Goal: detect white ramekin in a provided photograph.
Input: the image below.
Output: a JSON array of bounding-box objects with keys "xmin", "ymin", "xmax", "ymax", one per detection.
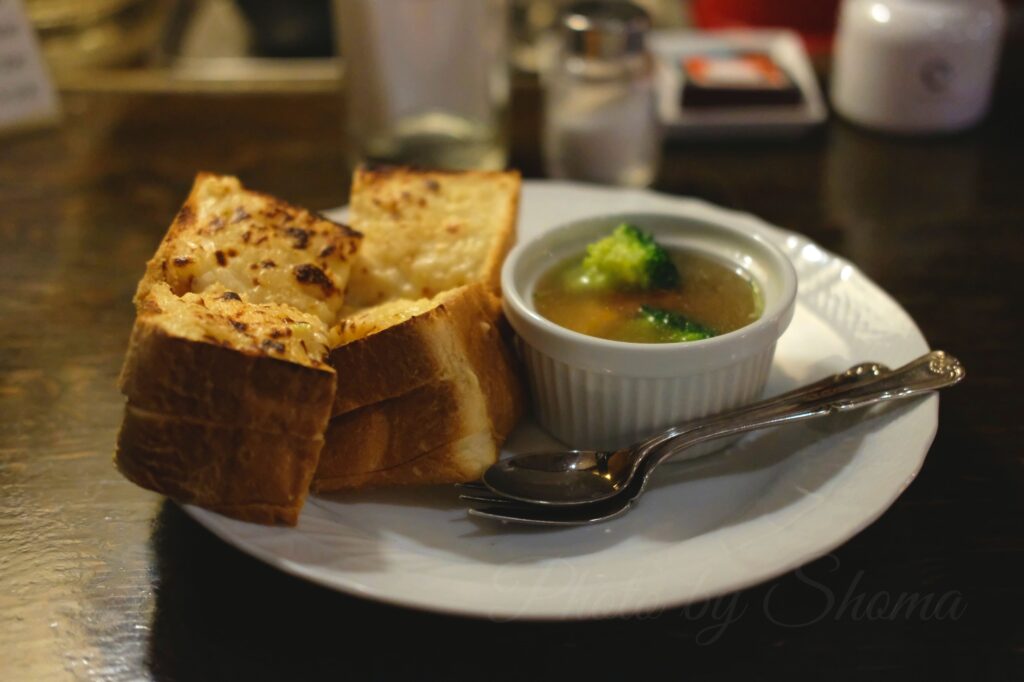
[{"xmin": 501, "ymin": 212, "xmax": 798, "ymax": 451}]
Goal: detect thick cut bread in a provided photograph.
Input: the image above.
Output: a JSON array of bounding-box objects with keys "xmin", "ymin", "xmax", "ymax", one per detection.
[
  {"xmin": 117, "ymin": 168, "xmax": 525, "ymax": 521},
  {"xmin": 117, "ymin": 291, "xmax": 336, "ymax": 524},
  {"xmin": 315, "ymin": 167, "xmax": 526, "ymax": 490},
  {"xmin": 315, "ymin": 283, "xmax": 525, "ymax": 490},
  {"xmin": 328, "ymin": 286, "xmax": 495, "ymax": 415},
  {"xmin": 314, "ymin": 381, "xmax": 483, "ymax": 486},
  {"xmin": 118, "ymin": 405, "xmax": 324, "ymax": 525},
  {"xmin": 343, "ymin": 167, "xmax": 520, "ymax": 308},
  {"xmin": 119, "ymin": 286, "xmax": 336, "ymax": 431},
  {"xmin": 315, "ymin": 392, "xmax": 497, "ymax": 490},
  {"xmin": 117, "ymin": 174, "xmax": 359, "ymax": 525}
]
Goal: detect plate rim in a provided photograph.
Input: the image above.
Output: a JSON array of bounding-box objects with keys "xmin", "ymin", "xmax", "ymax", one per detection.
[{"xmin": 184, "ymin": 180, "xmax": 935, "ymax": 620}]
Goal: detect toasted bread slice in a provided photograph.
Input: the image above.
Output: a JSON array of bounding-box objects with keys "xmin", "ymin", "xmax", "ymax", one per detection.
[
  {"xmin": 343, "ymin": 167, "xmax": 520, "ymax": 308},
  {"xmin": 118, "ymin": 168, "xmax": 525, "ymax": 519},
  {"xmin": 137, "ymin": 173, "xmax": 361, "ymax": 325},
  {"xmin": 315, "ymin": 283, "xmax": 525, "ymax": 490},
  {"xmin": 121, "ymin": 283, "xmax": 335, "ymax": 420},
  {"xmin": 314, "ymin": 388, "xmax": 497, "ymax": 490},
  {"xmin": 117, "ymin": 284, "xmax": 337, "ymax": 524},
  {"xmin": 117, "ymin": 174, "xmax": 360, "ymax": 525},
  {"xmin": 315, "ymin": 167, "xmax": 525, "ymax": 490}
]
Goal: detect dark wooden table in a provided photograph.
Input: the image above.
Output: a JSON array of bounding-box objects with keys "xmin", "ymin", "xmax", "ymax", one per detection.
[{"xmin": 2, "ymin": 83, "xmax": 1022, "ymax": 680}]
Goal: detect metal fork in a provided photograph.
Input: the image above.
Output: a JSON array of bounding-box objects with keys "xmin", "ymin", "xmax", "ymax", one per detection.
[{"xmin": 459, "ymin": 352, "xmax": 963, "ymax": 525}]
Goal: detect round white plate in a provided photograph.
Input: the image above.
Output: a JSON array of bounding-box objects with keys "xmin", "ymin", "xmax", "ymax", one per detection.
[{"xmin": 184, "ymin": 181, "xmax": 934, "ymax": 620}]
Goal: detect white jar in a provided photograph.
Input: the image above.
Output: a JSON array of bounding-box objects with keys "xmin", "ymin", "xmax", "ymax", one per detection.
[{"xmin": 831, "ymin": 0, "xmax": 1006, "ymax": 134}]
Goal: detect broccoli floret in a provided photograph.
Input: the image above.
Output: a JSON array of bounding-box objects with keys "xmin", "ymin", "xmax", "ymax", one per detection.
[
  {"xmin": 634, "ymin": 305, "xmax": 716, "ymax": 343},
  {"xmin": 566, "ymin": 224, "xmax": 680, "ymax": 292}
]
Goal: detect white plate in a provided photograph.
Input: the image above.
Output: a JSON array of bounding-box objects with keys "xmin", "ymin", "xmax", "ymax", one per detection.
[{"xmin": 184, "ymin": 181, "xmax": 934, "ymax": 620}]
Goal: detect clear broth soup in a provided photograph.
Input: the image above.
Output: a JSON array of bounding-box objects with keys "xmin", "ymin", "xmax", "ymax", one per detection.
[{"xmin": 533, "ymin": 249, "xmax": 763, "ymax": 343}]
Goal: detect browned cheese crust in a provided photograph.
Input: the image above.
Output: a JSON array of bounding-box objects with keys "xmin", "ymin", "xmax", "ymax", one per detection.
[
  {"xmin": 345, "ymin": 166, "xmax": 520, "ymax": 306},
  {"xmin": 136, "ymin": 172, "xmax": 361, "ymax": 326}
]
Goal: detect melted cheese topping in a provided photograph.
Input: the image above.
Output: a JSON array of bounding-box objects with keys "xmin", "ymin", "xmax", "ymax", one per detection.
[
  {"xmin": 142, "ymin": 283, "xmax": 331, "ymax": 368},
  {"xmin": 154, "ymin": 175, "xmax": 361, "ymax": 326},
  {"xmin": 344, "ymin": 170, "xmax": 517, "ymax": 308}
]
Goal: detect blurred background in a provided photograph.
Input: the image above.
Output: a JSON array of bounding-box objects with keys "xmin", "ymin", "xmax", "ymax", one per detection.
[{"xmin": 24, "ymin": 0, "xmax": 1020, "ymax": 94}]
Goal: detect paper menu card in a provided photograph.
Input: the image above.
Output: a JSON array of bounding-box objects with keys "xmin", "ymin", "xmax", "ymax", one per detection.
[{"xmin": 0, "ymin": 0, "xmax": 59, "ymax": 133}]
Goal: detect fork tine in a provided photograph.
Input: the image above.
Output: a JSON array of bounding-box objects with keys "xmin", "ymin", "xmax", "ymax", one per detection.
[
  {"xmin": 466, "ymin": 500, "xmax": 634, "ymax": 526},
  {"xmin": 454, "ymin": 481, "xmax": 490, "ymax": 493},
  {"xmin": 467, "ymin": 506, "xmax": 574, "ymax": 525},
  {"xmin": 458, "ymin": 492, "xmax": 525, "ymax": 505}
]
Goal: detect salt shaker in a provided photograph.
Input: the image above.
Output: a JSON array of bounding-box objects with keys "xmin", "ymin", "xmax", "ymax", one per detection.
[{"xmin": 543, "ymin": 1, "xmax": 661, "ymax": 187}]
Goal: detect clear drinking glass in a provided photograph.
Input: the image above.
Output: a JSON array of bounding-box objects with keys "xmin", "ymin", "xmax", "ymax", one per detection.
[{"xmin": 335, "ymin": 0, "xmax": 510, "ymax": 170}]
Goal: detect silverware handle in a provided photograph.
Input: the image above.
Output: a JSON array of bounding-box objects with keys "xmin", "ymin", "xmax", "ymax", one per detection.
[
  {"xmin": 631, "ymin": 359, "xmax": 890, "ymax": 461},
  {"xmin": 645, "ymin": 351, "xmax": 964, "ymax": 467}
]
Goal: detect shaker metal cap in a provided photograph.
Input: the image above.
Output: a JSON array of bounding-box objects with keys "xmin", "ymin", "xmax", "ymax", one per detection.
[{"xmin": 561, "ymin": 1, "xmax": 651, "ymax": 59}]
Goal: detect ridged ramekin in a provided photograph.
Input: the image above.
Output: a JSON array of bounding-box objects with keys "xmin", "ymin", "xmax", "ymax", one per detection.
[{"xmin": 501, "ymin": 212, "xmax": 798, "ymax": 451}]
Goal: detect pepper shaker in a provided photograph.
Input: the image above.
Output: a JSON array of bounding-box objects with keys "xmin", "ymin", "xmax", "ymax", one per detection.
[{"xmin": 543, "ymin": 1, "xmax": 661, "ymax": 187}]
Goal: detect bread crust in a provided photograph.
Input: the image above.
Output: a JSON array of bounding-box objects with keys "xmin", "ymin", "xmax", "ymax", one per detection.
[
  {"xmin": 313, "ymin": 432, "xmax": 496, "ymax": 491},
  {"xmin": 117, "ymin": 319, "xmax": 336, "ymax": 525},
  {"xmin": 327, "ymin": 305, "xmax": 446, "ymax": 416},
  {"xmin": 120, "ymin": 320, "xmax": 336, "ymax": 435},
  {"xmin": 313, "ymin": 380, "xmax": 467, "ymax": 488},
  {"xmin": 316, "ymin": 283, "xmax": 525, "ymax": 488},
  {"xmin": 457, "ymin": 292, "xmax": 526, "ymax": 441},
  {"xmin": 328, "ymin": 284, "xmax": 519, "ymax": 415},
  {"xmin": 116, "ymin": 405, "xmax": 322, "ymax": 525}
]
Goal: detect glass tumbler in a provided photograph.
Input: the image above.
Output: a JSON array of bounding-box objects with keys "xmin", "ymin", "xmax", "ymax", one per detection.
[{"xmin": 335, "ymin": 0, "xmax": 510, "ymax": 170}]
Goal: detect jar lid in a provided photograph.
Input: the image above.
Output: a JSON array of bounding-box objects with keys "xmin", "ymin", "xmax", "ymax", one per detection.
[{"xmin": 561, "ymin": 1, "xmax": 651, "ymax": 60}]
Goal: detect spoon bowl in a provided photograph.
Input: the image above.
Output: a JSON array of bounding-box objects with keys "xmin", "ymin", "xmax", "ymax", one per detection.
[{"xmin": 482, "ymin": 449, "xmax": 628, "ymax": 505}]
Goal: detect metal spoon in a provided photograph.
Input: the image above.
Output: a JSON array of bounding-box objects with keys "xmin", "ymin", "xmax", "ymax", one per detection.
[
  {"xmin": 479, "ymin": 351, "xmax": 963, "ymax": 509},
  {"xmin": 462, "ymin": 359, "xmax": 890, "ymax": 524}
]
